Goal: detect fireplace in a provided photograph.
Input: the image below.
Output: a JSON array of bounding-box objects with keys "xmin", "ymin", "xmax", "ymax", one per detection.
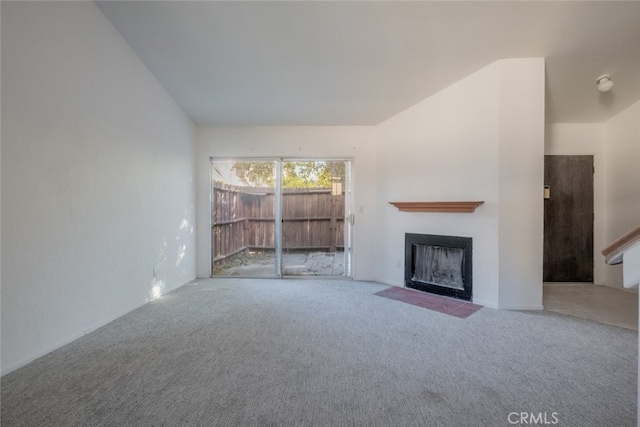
[{"xmin": 405, "ymin": 233, "xmax": 472, "ymax": 301}]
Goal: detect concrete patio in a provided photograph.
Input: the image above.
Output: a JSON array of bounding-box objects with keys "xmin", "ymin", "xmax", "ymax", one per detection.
[{"xmin": 214, "ymin": 251, "xmax": 345, "ymax": 277}]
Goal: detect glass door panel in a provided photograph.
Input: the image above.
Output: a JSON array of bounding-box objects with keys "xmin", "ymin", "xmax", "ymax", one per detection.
[
  {"xmin": 211, "ymin": 160, "xmax": 278, "ymax": 277},
  {"xmin": 281, "ymin": 160, "xmax": 348, "ymax": 277}
]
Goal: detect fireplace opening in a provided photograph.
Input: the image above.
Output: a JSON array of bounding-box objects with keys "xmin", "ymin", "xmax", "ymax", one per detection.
[{"xmin": 405, "ymin": 233, "xmax": 472, "ymax": 301}]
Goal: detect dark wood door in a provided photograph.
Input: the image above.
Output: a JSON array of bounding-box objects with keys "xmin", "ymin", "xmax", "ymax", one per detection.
[{"xmin": 543, "ymin": 155, "xmax": 594, "ymax": 282}]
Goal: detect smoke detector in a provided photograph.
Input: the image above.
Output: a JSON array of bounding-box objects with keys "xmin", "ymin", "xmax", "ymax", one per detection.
[{"xmin": 596, "ymin": 75, "xmax": 614, "ymax": 93}]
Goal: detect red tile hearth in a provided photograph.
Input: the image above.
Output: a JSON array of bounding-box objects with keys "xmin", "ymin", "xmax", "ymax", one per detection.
[{"xmin": 374, "ymin": 287, "xmax": 482, "ymax": 318}]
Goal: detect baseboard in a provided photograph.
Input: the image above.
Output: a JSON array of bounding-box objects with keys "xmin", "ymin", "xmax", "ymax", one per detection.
[
  {"xmin": 497, "ymin": 304, "xmax": 544, "ymax": 311},
  {"xmin": 471, "ymin": 298, "xmax": 499, "ymax": 309},
  {"xmin": 373, "ymin": 278, "xmax": 404, "ymax": 288},
  {"xmin": 2, "ymin": 333, "xmax": 86, "ymax": 377},
  {"xmin": 1, "ymin": 300, "xmax": 146, "ymax": 376},
  {"xmin": 1, "ymin": 277, "xmax": 194, "ymax": 377},
  {"xmin": 353, "ymin": 275, "xmax": 376, "ymax": 283}
]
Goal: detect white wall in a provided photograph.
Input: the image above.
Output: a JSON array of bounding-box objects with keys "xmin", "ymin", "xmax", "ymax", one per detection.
[
  {"xmin": 603, "ymin": 101, "xmax": 640, "ymax": 289},
  {"xmin": 195, "ymin": 61, "xmax": 546, "ymax": 310},
  {"xmin": 375, "ymin": 58, "xmax": 545, "ymax": 309},
  {"xmin": 376, "ymin": 63, "xmax": 500, "ymax": 307},
  {"xmin": 1, "ymin": 2, "xmax": 196, "ymax": 374},
  {"xmin": 195, "ymin": 126, "xmax": 378, "ymax": 280},
  {"xmin": 497, "ymin": 59, "xmax": 545, "ymax": 309},
  {"xmin": 545, "ymin": 124, "xmax": 606, "ymax": 285}
]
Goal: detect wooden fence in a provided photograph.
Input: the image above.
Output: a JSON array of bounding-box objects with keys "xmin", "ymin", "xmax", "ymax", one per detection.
[{"xmin": 212, "ymin": 184, "xmax": 345, "ymax": 263}]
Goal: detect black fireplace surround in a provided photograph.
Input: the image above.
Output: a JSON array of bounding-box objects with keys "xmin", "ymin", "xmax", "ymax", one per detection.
[{"xmin": 405, "ymin": 233, "xmax": 473, "ymax": 301}]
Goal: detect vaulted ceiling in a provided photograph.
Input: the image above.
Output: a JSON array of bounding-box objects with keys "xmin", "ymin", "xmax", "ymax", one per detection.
[{"xmin": 97, "ymin": 1, "xmax": 640, "ymax": 126}]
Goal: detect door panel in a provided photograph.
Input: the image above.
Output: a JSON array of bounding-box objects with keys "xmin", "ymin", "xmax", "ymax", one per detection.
[
  {"xmin": 211, "ymin": 160, "xmax": 277, "ymax": 277},
  {"xmin": 543, "ymin": 155, "xmax": 594, "ymax": 282},
  {"xmin": 281, "ymin": 160, "xmax": 347, "ymax": 277}
]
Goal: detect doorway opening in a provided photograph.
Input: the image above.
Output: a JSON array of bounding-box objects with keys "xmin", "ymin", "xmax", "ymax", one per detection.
[{"xmin": 210, "ymin": 159, "xmax": 352, "ymax": 278}]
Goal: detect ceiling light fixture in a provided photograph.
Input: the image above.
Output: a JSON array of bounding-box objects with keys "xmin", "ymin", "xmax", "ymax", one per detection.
[{"xmin": 596, "ymin": 74, "xmax": 614, "ymax": 93}]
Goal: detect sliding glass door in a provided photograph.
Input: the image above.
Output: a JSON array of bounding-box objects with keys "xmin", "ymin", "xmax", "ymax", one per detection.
[{"xmin": 211, "ymin": 159, "xmax": 351, "ymax": 278}]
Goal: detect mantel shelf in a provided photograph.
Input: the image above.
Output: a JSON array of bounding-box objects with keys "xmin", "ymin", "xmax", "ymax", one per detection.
[{"xmin": 389, "ymin": 201, "xmax": 484, "ymax": 213}]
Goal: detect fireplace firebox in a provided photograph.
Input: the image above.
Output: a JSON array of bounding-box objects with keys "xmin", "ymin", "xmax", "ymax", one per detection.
[{"xmin": 405, "ymin": 233, "xmax": 472, "ymax": 301}]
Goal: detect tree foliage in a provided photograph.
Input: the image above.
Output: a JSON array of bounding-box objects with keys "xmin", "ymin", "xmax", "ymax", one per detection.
[{"xmin": 232, "ymin": 161, "xmax": 345, "ymax": 189}]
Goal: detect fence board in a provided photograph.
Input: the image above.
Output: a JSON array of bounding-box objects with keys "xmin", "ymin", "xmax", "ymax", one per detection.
[{"xmin": 212, "ymin": 184, "xmax": 345, "ymax": 263}]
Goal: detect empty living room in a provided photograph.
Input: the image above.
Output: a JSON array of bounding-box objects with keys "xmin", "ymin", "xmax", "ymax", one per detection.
[{"xmin": 2, "ymin": 1, "xmax": 639, "ymax": 426}]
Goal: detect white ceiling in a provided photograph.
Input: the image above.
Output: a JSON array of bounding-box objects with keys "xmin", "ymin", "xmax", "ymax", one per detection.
[{"xmin": 97, "ymin": 1, "xmax": 640, "ymax": 126}]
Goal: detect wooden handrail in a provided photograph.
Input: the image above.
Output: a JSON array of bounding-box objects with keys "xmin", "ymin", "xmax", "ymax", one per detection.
[{"xmin": 602, "ymin": 225, "xmax": 640, "ymax": 265}]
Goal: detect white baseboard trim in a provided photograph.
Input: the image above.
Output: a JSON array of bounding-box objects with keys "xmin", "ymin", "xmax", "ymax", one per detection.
[
  {"xmin": 353, "ymin": 276, "xmax": 376, "ymax": 283},
  {"xmin": 498, "ymin": 304, "xmax": 544, "ymax": 310},
  {"xmin": 374, "ymin": 278, "xmax": 404, "ymax": 288},
  {"xmin": 471, "ymin": 298, "xmax": 499, "ymax": 309},
  {"xmin": 1, "ymin": 277, "xmax": 194, "ymax": 377},
  {"xmin": 2, "ymin": 300, "xmax": 146, "ymax": 376}
]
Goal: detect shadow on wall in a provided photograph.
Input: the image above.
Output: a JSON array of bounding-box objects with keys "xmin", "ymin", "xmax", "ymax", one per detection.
[{"xmin": 148, "ymin": 203, "xmax": 194, "ymax": 302}]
